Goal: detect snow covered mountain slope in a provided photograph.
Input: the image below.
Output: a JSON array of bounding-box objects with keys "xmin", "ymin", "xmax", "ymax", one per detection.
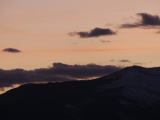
[{"xmin": 99, "ymin": 66, "xmax": 160, "ymax": 105}]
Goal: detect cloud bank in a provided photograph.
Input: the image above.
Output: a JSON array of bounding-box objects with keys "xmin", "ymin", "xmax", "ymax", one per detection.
[
  {"xmin": 3, "ymin": 48, "xmax": 21, "ymax": 53},
  {"xmin": 121, "ymin": 13, "xmax": 160, "ymax": 28},
  {"xmin": 0, "ymin": 63, "xmax": 122, "ymax": 91},
  {"xmin": 69, "ymin": 27, "xmax": 116, "ymax": 38}
]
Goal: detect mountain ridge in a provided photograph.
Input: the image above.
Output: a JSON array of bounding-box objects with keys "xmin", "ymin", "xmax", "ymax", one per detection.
[{"xmin": 1, "ymin": 65, "xmax": 160, "ymax": 120}]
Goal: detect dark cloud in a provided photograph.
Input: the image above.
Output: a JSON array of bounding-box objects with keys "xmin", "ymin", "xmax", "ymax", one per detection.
[
  {"xmin": 3, "ymin": 48, "xmax": 21, "ymax": 53},
  {"xmin": 119, "ymin": 59, "xmax": 131, "ymax": 63},
  {"xmin": 69, "ymin": 27, "xmax": 116, "ymax": 38},
  {"xmin": 36, "ymin": 63, "xmax": 122, "ymax": 79},
  {"xmin": 0, "ymin": 63, "xmax": 122, "ymax": 91},
  {"xmin": 139, "ymin": 13, "xmax": 160, "ymax": 25},
  {"xmin": 121, "ymin": 13, "xmax": 160, "ymax": 28}
]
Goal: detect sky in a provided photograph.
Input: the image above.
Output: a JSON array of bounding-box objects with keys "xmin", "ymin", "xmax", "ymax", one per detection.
[{"xmin": 0, "ymin": 0, "xmax": 160, "ymax": 93}]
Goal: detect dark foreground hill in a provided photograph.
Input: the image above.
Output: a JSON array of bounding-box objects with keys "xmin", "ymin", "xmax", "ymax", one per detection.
[{"xmin": 1, "ymin": 66, "xmax": 160, "ymax": 120}]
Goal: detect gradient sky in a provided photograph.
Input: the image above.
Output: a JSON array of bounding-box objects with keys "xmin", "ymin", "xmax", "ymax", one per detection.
[{"xmin": 1, "ymin": 0, "xmax": 160, "ymax": 70}]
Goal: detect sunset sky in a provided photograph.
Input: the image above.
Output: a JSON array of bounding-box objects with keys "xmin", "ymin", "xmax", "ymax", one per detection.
[
  {"xmin": 0, "ymin": 0, "xmax": 160, "ymax": 70},
  {"xmin": 1, "ymin": 0, "xmax": 160, "ymax": 93}
]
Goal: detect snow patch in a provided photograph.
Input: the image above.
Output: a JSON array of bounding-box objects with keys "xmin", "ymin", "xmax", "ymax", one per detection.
[{"xmin": 100, "ymin": 66, "xmax": 160, "ymax": 105}]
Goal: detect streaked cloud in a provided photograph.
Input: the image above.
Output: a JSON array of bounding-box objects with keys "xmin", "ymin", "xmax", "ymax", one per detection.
[
  {"xmin": 119, "ymin": 59, "xmax": 131, "ymax": 63},
  {"xmin": 100, "ymin": 39, "xmax": 111, "ymax": 43}
]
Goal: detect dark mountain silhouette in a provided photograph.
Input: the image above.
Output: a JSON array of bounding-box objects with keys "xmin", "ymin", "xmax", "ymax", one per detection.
[{"xmin": 1, "ymin": 66, "xmax": 160, "ymax": 120}]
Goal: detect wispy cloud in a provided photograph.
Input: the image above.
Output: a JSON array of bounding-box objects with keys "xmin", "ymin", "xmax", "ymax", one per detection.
[
  {"xmin": 132, "ymin": 63, "xmax": 143, "ymax": 65},
  {"xmin": 157, "ymin": 30, "xmax": 160, "ymax": 33},
  {"xmin": 119, "ymin": 59, "xmax": 131, "ymax": 63},
  {"xmin": 69, "ymin": 27, "xmax": 116, "ymax": 38},
  {"xmin": 111, "ymin": 59, "xmax": 143, "ymax": 66},
  {"xmin": 100, "ymin": 39, "xmax": 111, "ymax": 43},
  {"xmin": 110, "ymin": 59, "xmax": 115, "ymax": 62}
]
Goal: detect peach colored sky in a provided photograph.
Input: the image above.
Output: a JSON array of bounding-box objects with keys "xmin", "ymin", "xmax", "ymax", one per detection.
[{"xmin": 1, "ymin": 0, "xmax": 160, "ymax": 70}]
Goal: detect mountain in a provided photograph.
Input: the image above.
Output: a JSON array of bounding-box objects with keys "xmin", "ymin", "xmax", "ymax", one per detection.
[{"xmin": 1, "ymin": 66, "xmax": 160, "ymax": 120}]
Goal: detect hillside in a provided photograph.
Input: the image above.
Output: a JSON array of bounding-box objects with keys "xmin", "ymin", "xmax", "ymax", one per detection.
[{"xmin": 1, "ymin": 66, "xmax": 160, "ymax": 120}]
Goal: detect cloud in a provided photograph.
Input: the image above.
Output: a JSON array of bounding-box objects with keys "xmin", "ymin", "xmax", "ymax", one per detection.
[
  {"xmin": 132, "ymin": 63, "xmax": 143, "ymax": 65},
  {"xmin": 0, "ymin": 63, "xmax": 122, "ymax": 91},
  {"xmin": 119, "ymin": 59, "xmax": 131, "ymax": 63},
  {"xmin": 110, "ymin": 59, "xmax": 131, "ymax": 63},
  {"xmin": 120, "ymin": 13, "xmax": 160, "ymax": 28},
  {"xmin": 157, "ymin": 30, "xmax": 160, "ymax": 33},
  {"xmin": 111, "ymin": 59, "xmax": 144, "ymax": 66},
  {"xmin": 100, "ymin": 39, "xmax": 111, "ymax": 43},
  {"xmin": 3, "ymin": 48, "xmax": 21, "ymax": 53},
  {"xmin": 69, "ymin": 27, "xmax": 116, "ymax": 38},
  {"xmin": 110, "ymin": 59, "xmax": 115, "ymax": 62}
]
